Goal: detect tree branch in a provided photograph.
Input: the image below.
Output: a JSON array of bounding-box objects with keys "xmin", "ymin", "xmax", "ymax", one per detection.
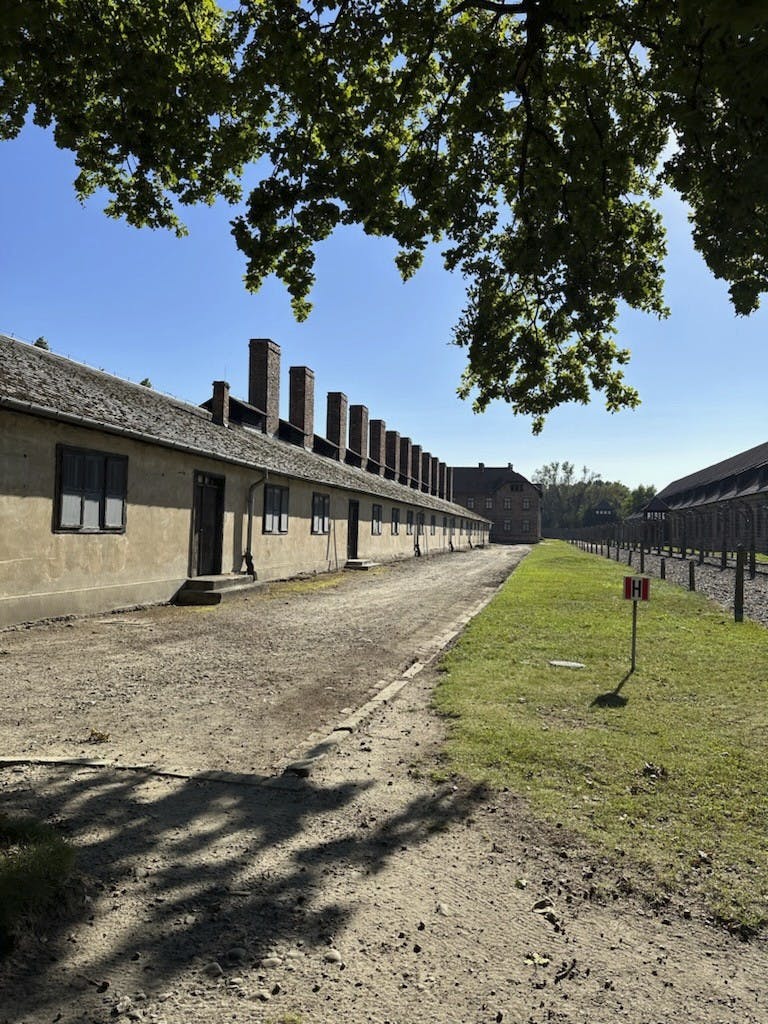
[{"xmin": 452, "ymin": 0, "xmax": 530, "ymax": 16}]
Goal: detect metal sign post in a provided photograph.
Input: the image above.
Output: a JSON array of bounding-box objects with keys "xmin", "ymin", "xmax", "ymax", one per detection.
[{"xmin": 623, "ymin": 576, "xmax": 650, "ymax": 671}]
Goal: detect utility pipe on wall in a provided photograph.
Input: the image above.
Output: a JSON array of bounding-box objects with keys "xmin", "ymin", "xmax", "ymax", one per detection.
[{"xmin": 244, "ymin": 470, "xmax": 268, "ymax": 576}]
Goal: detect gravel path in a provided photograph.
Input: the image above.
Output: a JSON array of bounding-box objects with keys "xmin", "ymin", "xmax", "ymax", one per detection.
[{"xmin": 0, "ymin": 546, "xmax": 526, "ymax": 776}]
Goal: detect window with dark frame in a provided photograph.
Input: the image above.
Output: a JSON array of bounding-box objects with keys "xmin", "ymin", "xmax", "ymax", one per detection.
[
  {"xmin": 56, "ymin": 445, "xmax": 127, "ymax": 532},
  {"xmin": 416, "ymin": 511, "xmax": 425, "ymax": 535},
  {"xmin": 522, "ymin": 518, "xmax": 531, "ymax": 532},
  {"xmin": 484, "ymin": 497, "xmax": 493, "ymax": 509},
  {"xmin": 467, "ymin": 497, "xmax": 475, "ymax": 509},
  {"xmin": 406, "ymin": 510, "xmax": 414, "ymax": 535},
  {"xmin": 311, "ymin": 492, "xmax": 330, "ymax": 534},
  {"xmin": 263, "ymin": 484, "xmax": 289, "ymax": 533},
  {"xmin": 430, "ymin": 514, "xmax": 436, "ymax": 535},
  {"xmin": 503, "ymin": 497, "xmax": 512, "ymax": 510},
  {"xmin": 391, "ymin": 507, "xmax": 400, "ymax": 535},
  {"xmin": 372, "ymin": 503, "xmax": 383, "ymax": 535},
  {"xmin": 503, "ymin": 519, "xmax": 512, "ymax": 532},
  {"xmin": 522, "ymin": 497, "xmax": 531, "ymax": 510},
  {"xmin": 442, "ymin": 515, "xmax": 447, "ymax": 534}
]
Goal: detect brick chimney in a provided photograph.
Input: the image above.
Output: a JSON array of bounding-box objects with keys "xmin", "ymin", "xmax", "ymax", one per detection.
[
  {"xmin": 369, "ymin": 419, "xmax": 386, "ymax": 475},
  {"xmin": 289, "ymin": 365, "xmax": 314, "ymax": 447},
  {"xmin": 438, "ymin": 461, "xmax": 447, "ymax": 499},
  {"xmin": 326, "ymin": 392, "xmax": 348, "ymax": 461},
  {"xmin": 410, "ymin": 444, "xmax": 422, "ymax": 490},
  {"xmin": 399, "ymin": 437, "xmax": 412, "ymax": 486},
  {"xmin": 421, "ymin": 451, "xmax": 432, "ymax": 493},
  {"xmin": 386, "ymin": 430, "xmax": 400, "ymax": 479},
  {"xmin": 430, "ymin": 456, "xmax": 439, "ymax": 495},
  {"xmin": 249, "ymin": 338, "xmax": 280, "ymax": 435},
  {"xmin": 211, "ymin": 380, "xmax": 230, "ymax": 428},
  {"xmin": 349, "ymin": 404, "xmax": 369, "ymax": 463}
]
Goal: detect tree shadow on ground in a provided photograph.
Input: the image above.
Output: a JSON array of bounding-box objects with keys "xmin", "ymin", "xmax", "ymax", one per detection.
[{"xmin": 0, "ymin": 762, "xmax": 486, "ymax": 1021}]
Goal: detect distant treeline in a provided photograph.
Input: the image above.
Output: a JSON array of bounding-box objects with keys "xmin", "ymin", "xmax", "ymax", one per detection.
[{"xmin": 533, "ymin": 461, "xmax": 655, "ymax": 532}]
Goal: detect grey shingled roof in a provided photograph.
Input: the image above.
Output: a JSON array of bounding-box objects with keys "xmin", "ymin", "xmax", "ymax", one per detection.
[
  {"xmin": 0, "ymin": 334, "xmax": 483, "ymax": 519},
  {"xmin": 452, "ymin": 465, "xmax": 537, "ymax": 494},
  {"xmin": 656, "ymin": 441, "xmax": 768, "ymax": 502}
]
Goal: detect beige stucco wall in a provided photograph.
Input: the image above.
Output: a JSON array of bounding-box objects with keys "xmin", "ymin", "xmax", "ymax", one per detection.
[
  {"xmin": 0, "ymin": 410, "xmax": 488, "ymax": 628},
  {"xmin": 222, "ymin": 476, "xmax": 484, "ymax": 580},
  {"xmin": 1, "ymin": 411, "xmax": 215, "ymax": 625}
]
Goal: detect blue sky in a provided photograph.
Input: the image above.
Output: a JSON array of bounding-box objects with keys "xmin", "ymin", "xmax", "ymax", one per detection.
[{"xmin": 2, "ymin": 122, "xmax": 767, "ymax": 490}]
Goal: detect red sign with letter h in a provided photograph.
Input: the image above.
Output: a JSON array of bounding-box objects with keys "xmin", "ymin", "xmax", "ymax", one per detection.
[{"xmin": 624, "ymin": 576, "xmax": 650, "ymax": 601}]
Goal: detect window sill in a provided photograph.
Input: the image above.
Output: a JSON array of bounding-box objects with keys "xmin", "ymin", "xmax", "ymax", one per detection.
[{"xmin": 54, "ymin": 527, "xmax": 126, "ymax": 535}]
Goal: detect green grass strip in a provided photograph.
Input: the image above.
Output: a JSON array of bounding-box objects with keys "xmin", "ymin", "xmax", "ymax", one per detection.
[
  {"xmin": 435, "ymin": 540, "xmax": 768, "ymax": 932},
  {"xmin": 0, "ymin": 814, "xmax": 74, "ymax": 953}
]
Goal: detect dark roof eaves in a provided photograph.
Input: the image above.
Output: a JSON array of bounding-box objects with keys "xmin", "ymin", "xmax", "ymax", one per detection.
[{"xmin": 0, "ymin": 394, "xmax": 271, "ymax": 474}]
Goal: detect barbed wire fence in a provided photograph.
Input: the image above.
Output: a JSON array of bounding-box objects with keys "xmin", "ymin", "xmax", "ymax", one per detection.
[{"xmin": 548, "ymin": 501, "xmax": 768, "ymax": 622}]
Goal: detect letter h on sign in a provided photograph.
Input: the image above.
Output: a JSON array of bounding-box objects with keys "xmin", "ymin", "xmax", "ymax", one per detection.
[{"xmin": 624, "ymin": 576, "xmax": 650, "ymax": 601}]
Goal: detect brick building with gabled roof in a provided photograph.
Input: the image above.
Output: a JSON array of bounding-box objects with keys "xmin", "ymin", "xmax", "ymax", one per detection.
[{"xmin": 452, "ymin": 463, "xmax": 541, "ymax": 545}]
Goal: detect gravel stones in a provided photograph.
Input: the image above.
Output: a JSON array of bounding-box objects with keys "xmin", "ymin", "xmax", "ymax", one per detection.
[
  {"xmin": 260, "ymin": 955, "xmax": 283, "ymax": 969},
  {"xmin": 615, "ymin": 548, "xmax": 768, "ymax": 624}
]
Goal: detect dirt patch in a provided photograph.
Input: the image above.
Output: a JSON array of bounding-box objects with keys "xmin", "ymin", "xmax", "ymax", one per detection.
[{"xmin": 1, "ymin": 545, "xmax": 766, "ymax": 1023}]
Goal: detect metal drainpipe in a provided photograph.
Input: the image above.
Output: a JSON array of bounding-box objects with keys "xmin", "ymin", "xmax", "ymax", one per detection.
[{"xmin": 245, "ymin": 471, "xmax": 268, "ymax": 577}]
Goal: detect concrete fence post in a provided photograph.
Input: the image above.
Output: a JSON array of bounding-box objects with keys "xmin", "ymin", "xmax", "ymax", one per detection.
[{"xmin": 735, "ymin": 547, "xmax": 745, "ymax": 622}]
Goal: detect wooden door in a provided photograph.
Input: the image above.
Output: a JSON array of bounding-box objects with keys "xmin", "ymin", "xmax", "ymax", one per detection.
[
  {"xmin": 193, "ymin": 472, "xmax": 224, "ymax": 576},
  {"xmin": 347, "ymin": 500, "xmax": 359, "ymax": 560}
]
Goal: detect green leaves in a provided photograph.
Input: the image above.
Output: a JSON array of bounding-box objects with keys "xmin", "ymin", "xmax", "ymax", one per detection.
[
  {"xmin": 227, "ymin": 1, "xmax": 675, "ymax": 426},
  {"xmin": 1, "ymin": 0, "xmax": 240, "ymax": 233},
  {"xmin": 5, "ymin": 1, "xmax": 768, "ymax": 427}
]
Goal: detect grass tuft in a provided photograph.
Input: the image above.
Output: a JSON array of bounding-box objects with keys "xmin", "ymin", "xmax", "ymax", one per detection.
[
  {"xmin": 266, "ymin": 572, "xmax": 348, "ymax": 596},
  {"xmin": 0, "ymin": 814, "xmax": 75, "ymax": 954},
  {"xmin": 435, "ymin": 540, "xmax": 768, "ymax": 932}
]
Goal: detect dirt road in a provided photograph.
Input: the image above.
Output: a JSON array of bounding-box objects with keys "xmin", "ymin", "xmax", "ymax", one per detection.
[
  {"xmin": 0, "ymin": 546, "xmax": 525, "ymax": 775},
  {"xmin": 1, "ymin": 545, "xmax": 766, "ymax": 1024}
]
